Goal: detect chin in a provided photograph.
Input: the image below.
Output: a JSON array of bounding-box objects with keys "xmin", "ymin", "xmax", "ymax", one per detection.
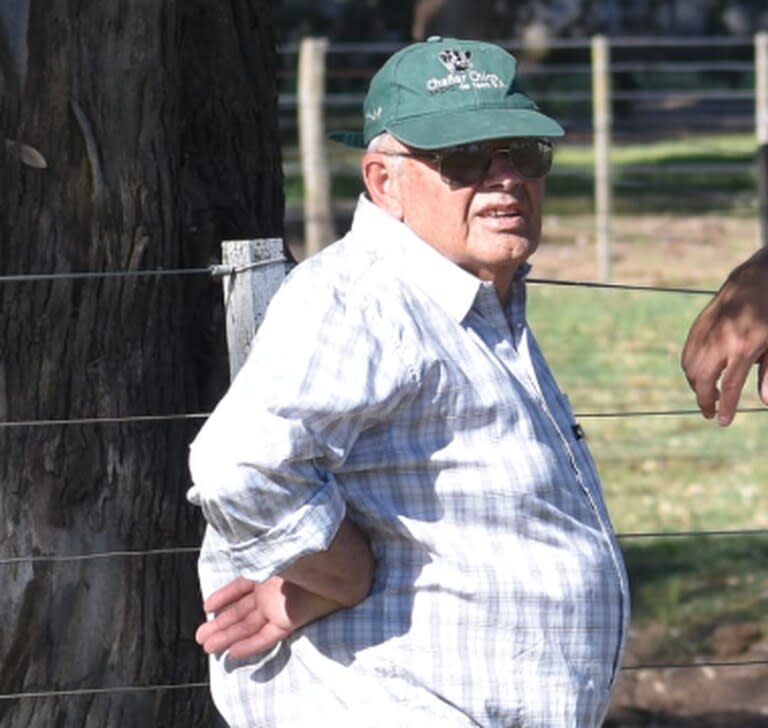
[{"xmin": 502, "ymin": 237, "xmax": 538, "ymax": 262}]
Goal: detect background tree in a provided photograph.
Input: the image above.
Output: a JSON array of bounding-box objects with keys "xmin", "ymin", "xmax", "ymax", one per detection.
[
  {"xmin": 276, "ymin": 0, "xmax": 768, "ymax": 42},
  {"xmin": 0, "ymin": 1, "xmax": 285, "ymax": 725}
]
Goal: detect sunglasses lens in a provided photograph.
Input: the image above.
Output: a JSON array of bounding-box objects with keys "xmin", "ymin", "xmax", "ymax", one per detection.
[
  {"xmin": 510, "ymin": 140, "xmax": 553, "ymax": 178},
  {"xmin": 440, "ymin": 149, "xmax": 493, "ymax": 185},
  {"xmin": 439, "ymin": 140, "xmax": 553, "ymax": 185}
]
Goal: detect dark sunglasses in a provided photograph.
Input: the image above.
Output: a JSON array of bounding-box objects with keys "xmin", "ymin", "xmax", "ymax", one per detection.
[{"xmin": 378, "ymin": 138, "xmax": 554, "ymax": 186}]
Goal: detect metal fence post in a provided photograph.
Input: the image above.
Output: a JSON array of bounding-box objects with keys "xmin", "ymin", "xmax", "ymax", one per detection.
[
  {"xmin": 298, "ymin": 37, "xmax": 335, "ymax": 258},
  {"xmin": 592, "ymin": 35, "xmax": 613, "ymax": 282}
]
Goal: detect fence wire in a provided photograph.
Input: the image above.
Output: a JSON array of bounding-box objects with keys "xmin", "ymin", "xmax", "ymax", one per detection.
[
  {"xmin": 1, "ymin": 265, "xmax": 766, "ymax": 704},
  {"xmin": 9, "ymin": 654, "xmax": 768, "ymax": 702}
]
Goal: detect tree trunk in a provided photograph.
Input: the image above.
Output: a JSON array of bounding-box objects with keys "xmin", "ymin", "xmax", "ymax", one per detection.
[{"xmin": 0, "ymin": 1, "xmax": 284, "ymax": 725}]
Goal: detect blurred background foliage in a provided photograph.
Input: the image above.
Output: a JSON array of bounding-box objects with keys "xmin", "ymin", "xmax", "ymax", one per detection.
[{"xmin": 275, "ymin": 0, "xmax": 768, "ymax": 44}]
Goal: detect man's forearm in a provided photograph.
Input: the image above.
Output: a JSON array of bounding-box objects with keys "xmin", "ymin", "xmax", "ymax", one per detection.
[{"xmin": 279, "ymin": 517, "xmax": 374, "ymax": 606}]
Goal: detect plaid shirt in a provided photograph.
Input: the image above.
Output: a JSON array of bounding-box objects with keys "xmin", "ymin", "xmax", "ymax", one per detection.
[{"xmin": 188, "ymin": 196, "xmax": 629, "ymax": 728}]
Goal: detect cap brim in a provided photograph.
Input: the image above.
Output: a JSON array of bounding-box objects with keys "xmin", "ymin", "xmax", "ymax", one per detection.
[
  {"xmin": 328, "ymin": 130, "xmax": 366, "ymax": 148},
  {"xmin": 388, "ymin": 108, "xmax": 564, "ymax": 149},
  {"xmin": 329, "ymin": 108, "xmax": 564, "ymax": 150}
]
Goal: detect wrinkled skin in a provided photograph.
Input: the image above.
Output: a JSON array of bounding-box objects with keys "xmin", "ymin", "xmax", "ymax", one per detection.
[{"xmin": 681, "ymin": 246, "xmax": 768, "ymax": 426}]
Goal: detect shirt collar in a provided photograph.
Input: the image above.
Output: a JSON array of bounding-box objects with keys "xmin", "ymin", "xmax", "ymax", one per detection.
[{"xmin": 352, "ymin": 195, "xmax": 531, "ymax": 323}]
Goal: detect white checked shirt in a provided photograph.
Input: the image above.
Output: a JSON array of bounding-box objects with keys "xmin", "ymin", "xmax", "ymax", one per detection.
[{"xmin": 188, "ymin": 195, "xmax": 629, "ymax": 728}]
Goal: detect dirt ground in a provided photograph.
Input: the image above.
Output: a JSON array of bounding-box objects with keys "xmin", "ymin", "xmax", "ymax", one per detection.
[
  {"xmin": 606, "ymin": 620, "xmax": 768, "ymax": 726},
  {"xmin": 289, "ymin": 211, "xmax": 768, "ymax": 726},
  {"xmin": 532, "ymin": 214, "xmax": 761, "ymax": 288}
]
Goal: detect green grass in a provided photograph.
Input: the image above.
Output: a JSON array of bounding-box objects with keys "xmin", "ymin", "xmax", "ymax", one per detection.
[
  {"xmin": 529, "ymin": 285, "xmax": 768, "ymax": 533},
  {"xmin": 622, "ymin": 535, "xmax": 768, "ymax": 659},
  {"xmin": 546, "ymin": 133, "xmax": 759, "ymax": 216},
  {"xmin": 555, "ymin": 133, "xmax": 758, "ymax": 168},
  {"xmin": 528, "ymin": 284, "xmax": 768, "ymax": 646}
]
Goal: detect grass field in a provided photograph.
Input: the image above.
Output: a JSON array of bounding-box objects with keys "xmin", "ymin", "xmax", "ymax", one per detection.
[{"xmin": 529, "ymin": 285, "xmax": 768, "ymax": 535}]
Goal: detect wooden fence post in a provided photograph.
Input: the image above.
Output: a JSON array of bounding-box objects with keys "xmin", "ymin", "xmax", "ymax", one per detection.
[
  {"xmin": 220, "ymin": 238, "xmax": 289, "ymax": 379},
  {"xmin": 756, "ymin": 32, "xmax": 768, "ymax": 248},
  {"xmin": 592, "ymin": 35, "xmax": 613, "ymax": 282},
  {"xmin": 298, "ymin": 36, "xmax": 335, "ymax": 258}
]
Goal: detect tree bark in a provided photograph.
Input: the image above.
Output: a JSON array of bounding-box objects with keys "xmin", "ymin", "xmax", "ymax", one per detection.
[{"xmin": 0, "ymin": 1, "xmax": 284, "ymax": 725}]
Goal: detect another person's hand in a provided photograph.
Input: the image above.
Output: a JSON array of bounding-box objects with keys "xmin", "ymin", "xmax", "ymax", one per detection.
[
  {"xmin": 681, "ymin": 247, "xmax": 768, "ymax": 425},
  {"xmin": 196, "ymin": 575, "xmax": 343, "ymax": 659}
]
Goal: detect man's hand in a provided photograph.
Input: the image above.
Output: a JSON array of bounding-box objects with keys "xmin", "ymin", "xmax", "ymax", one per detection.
[
  {"xmin": 682, "ymin": 247, "xmax": 768, "ymax": 426},
  {"xmin": 196, "ymin": 517, "xmax": 374, "ymax": 659},
  {"xmin": 196, "ymin": 575, "xmax": 344, "ymax": 659}
]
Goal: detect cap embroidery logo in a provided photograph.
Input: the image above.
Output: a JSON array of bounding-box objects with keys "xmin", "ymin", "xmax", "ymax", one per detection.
[
  {"xmin": 427, "ymin": 48, "xmax": 505, "ymax": 94},
  {"xmin": 438, "ymin": 49, "xmax": 473, "ymax": 73}
]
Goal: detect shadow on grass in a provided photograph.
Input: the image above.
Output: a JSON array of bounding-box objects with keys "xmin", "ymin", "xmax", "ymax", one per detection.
[
  {"xmin": 620, "ymin": 533, "xmax": 768, "ymax": 661},
  {"xmin": 606, "ymin": 708, "xmax": 768, "ymax": 727}
]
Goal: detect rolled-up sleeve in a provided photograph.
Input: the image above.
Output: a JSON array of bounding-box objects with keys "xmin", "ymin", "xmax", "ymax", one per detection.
[{"xmin": 188, "ymin": 261, "xmax": 415, "ymax": 583}]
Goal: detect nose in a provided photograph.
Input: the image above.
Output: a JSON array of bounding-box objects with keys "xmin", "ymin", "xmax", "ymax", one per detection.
[{"xmin": 484, "ymin": 150, "xmax": 525, "ymax": 187}]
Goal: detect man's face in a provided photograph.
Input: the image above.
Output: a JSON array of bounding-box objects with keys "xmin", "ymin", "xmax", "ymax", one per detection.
[{"xmin": 384, "ymin": 137, "xmax": 547, "ymax": 298}]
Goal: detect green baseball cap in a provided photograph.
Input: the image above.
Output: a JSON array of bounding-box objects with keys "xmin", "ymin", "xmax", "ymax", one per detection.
[{"xmin": 330, "ymin": 36, "xmax": 564, "ymax": 150}]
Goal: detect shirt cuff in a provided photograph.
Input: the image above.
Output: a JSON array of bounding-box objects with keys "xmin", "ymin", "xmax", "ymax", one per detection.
[{"xmin": 227, "ymin": 479, "xmax": 347, "ymax": 582}]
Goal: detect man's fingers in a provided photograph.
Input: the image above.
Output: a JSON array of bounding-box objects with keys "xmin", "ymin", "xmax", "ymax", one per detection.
[
  {"xmin": 716, "ymin": 358, "xmax": 751, "ymax": 426},
  {"xmin": 691, "ymin": 381, "xmax": 718, "ymax": 420},
  {"xmin": 203, "ymin": 577, "xmax": 256, "ymax": 613},
  {"xmin": 757, "ymin": 354, "xmax": 768, "ymax": 405},
  {"xmin": 197, "ymin": 579, "xmax": 263, "ymax": 652},
  {"xmin": 196, "ymin": 597, "xmax": 256, "ymax": 644},
  {"xmin": 686, "ymin": 363, "xmax": 722, "ymax": 420},
  {"xmin": 197, "ymin": 608, "xmax": 269, "ymax": 654},
  {"xmin": 227, "ymin": 622, "xmax": 291, "ymax": 660}
]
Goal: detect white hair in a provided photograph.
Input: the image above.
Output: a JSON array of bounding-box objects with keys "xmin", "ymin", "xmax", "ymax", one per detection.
[
  {"xmin": 367, "ymin": 133, "xmax": 405, "ymax": 174},
  {"xmin": 367, "ymin": 132, "xmax": 404, "ymax": 153}
]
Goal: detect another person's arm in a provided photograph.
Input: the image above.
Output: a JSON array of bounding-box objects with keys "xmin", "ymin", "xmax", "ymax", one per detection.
[
  {"xmin": 196, "ymin": 517, "xmax": 373, "ymax": 658},
  {"xmin": 681, "ymin": 245, "xmax": 768, "ymax": 425}
]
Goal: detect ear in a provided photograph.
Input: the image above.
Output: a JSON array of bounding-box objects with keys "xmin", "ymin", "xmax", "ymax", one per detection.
[{"xmin": 361, "ymin": 152, "xmax": 404, "ymax": 220}]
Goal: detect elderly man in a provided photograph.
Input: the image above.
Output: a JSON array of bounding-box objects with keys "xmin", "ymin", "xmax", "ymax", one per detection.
[{"xmin": 188, "ymin": 36, "xmax": 629, "ymax": 727}]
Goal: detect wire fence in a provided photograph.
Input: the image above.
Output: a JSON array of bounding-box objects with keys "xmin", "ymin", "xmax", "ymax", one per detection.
[
  {"xmin": 2, "ymin": 260, "xmax": 768, "ymax": 707},
  {"xmin": 278, "ymin": 34, "xmax": 768, "ymax": 140},
  {"xmin": 280, "ymin": 33, "xmax": 768, "ymax": 279}
]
